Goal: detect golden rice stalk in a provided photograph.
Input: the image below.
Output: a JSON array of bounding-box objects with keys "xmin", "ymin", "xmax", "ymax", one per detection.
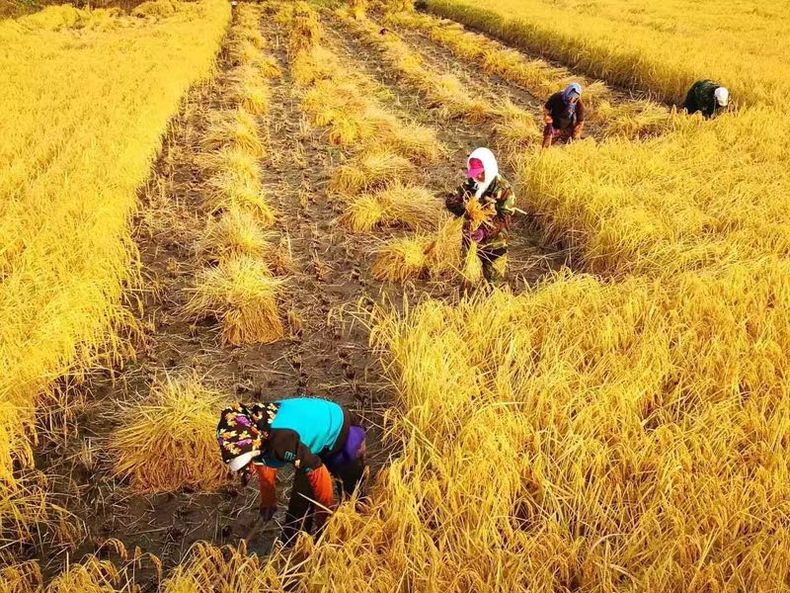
[
  {"xmin": 330, "ymin": 151, "xmax": 413, "ymax": 195},
  {"xmin": 267, "ymin": 236, "xmax": 296, "ymax": 276},
  {"xmin": 184, "ymin": 256, "xmax": 284, "ymax": 346},
  {"xmin": 464, "ymin": 197, "xmax": 495, "ymax": 231},
  {"xmin": 195, "ymin": 147, "xmax": 260, "ymax": 184},
  {"xmin": 162, "ymin": 543, "xmax": 284, "ymax": 592},
  {"xmin": 371, "ymin": 237, "xmax": 430, "ymax": 281},
  {"xmin": 495, "ymin": 99, "xmax": 540, "ymax": 150},
  {"xmin": 425, "ymin": 216, "xmax": 463, "ymax": 275},
  {"xmin": 203, "ymin": 171, "xmax": 275, "ymax": 227},
  {"xmin": 201, "ymin": 110, "xmax": 264, "ymax": 157},
  {"xmin": 197, "ymin": 207, "xmax": 270, "ymax": 262},
  {"xmin": 45, "ymin": 556, "xmax": 123, "ymax": 593},
  {"xmin": 461, "ymin": 242, "xmax": 483, "ymax": 285},
  {"xmin": 0, "ymin": 561, "xmax": 41, "ymax": 593},
  {"xmin": 111, "ymin": 375, "xmax": 229, "ymax": 493},
  {"xmin": 340, "ymin": 195, "xmax": 387, "ymax": 231}
]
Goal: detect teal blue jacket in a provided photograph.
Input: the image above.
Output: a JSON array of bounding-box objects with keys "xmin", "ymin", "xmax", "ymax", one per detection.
[{"xmin": 255, "ymin": 398, "xmax": 345, "ymax": 470}]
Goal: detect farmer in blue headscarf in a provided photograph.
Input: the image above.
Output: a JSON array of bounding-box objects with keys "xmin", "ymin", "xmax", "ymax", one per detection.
[
  {"xmin": 542, "ymin": 83, "xmax": 585, "ymax": 148},
  {"xmin": 216, "ymin": 397, "xmax": 367, "ymax": 545}
]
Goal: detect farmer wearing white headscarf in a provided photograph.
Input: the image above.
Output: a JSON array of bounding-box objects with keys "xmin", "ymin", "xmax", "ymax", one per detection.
[
  {"xmin": 543, "ymin": 82, "xmax": 585, "ymax": 148},
  {"xmin": 445, "ymin": 147, "xmax": 516, "ymax": 285},
  {"xmin": 682, "ymin": 80, "xmax": 730, "ymax": 119}
]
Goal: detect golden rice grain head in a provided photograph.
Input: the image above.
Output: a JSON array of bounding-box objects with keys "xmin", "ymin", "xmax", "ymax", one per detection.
[
  {"xmin": 45, "ymin": 556, "xmax": 123, "ymax": 593},
  {"xmin": 184, "ymin": 256, "xmax": 284, "ymax": 346},
  {"xmin": 201, "ymin": 110, "xmax": 264, "ymax": 157},
  {"xmin": 371, "ymin": 237, "xmax": 430, "ymax": 282},
  {"xmin": 203, "ymin": 171, "xmax": 275, "ymax": 227},
  {"xmin": 330, "ymin": 151, "xmax": 413, "ymax": 195},
  {"xmin": 197, "ymin": 207, "xmax": 270, "ymax": 262},
  {"xmin": 340, "ymin": 195, "xmax": 387, "ymax": 231},
  {"xmin": 0, "ymin": 561, "xmax": 42, "ymax": 593},
  {"xmin": 111, "ymin": 374, "xmax": 230, "ymax": 493}
]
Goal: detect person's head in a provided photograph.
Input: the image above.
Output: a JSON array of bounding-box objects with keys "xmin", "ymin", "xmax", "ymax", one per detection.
[
  {"xmin": 714, "ymin": 86, "xmax": 730, "ymax": 109},
  {"xmin": 563, "ymin": 83, "xmax": 582, "ymax": 105},
  {"xmin": 466, "ymin": 147, "xmax": 499, "ymax": 196},
  {"xmin": 216, "ymin": 402, "xmax": 279, "ymax": 472}
]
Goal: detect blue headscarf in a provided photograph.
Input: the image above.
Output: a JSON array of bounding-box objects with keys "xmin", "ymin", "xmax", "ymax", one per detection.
[{"xmin": 562, "ymin": 83, "xmax": 582, "ymax": 117}]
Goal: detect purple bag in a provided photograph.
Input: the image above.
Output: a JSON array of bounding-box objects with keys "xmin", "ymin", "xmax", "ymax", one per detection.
[{"xmin": 326, "ymin": 426, "xmax": 366, "ymax": 470}]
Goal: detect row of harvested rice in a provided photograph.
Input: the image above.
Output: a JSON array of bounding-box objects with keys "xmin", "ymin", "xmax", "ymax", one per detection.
[
  {"xmin": 185, "ymin": 4, "xmax": 287, "ymax": 348},
  {"xmin": 111, "ymin": 6, "xmax": 288, "ymax": 497},
  {"xmin": 276, "ymin": 1, "xmax": 464, "ymax": 283}
]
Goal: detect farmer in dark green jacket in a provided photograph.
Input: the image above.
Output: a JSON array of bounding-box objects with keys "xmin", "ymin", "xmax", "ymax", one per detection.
[
  {"xmin": 445, "ymin": 147, "xmax": 515, "ymax": 286},
  {"xmin": 682, "ymin": 80, "xmax": 730, "ymax": 118}
]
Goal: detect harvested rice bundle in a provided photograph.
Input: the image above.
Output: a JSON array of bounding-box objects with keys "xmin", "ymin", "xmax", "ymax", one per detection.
[
  {"xmin": 331, "ymin": 151, "xmax": 413, "ymax": 195},
  {"xmin": 184, "ymin": 256, "xmax": 284, "ymax": 346},
  {"xmin": 197, "ymin": 207, "xmax": 270, "ymax": 262},
  {"xmin": 371, "ymin": 237, "xmax": 430, "ymax": 281},
  {"xmin": 426, "ymin": 216, "xmax": 463, "ymax": 275},
  {"xmin": 203, "ymin": 171, "xmax": 275, "ymax": 226},
  {"xmin": 111, "ymin": 375, "xmax": 230, "ymax": 493},
  {"xmin": 340, "ymin": 195, "xmax": 387, "ymax": 231},
  {"xmin": 461, "ymin": 242, "xmax": 483, "ymax": 285},
  {"xmin": 380, "ymin": 183, "xmax": 442, "ymax": 230},
  {"xmin": 195, "ymin": 147, "xmax": 260, "ymax": 184},
  {"xmin": 226, "ymin": 65, "xmax": 271, "ymax": 115},
  {"xmin": 342, "ymin": 183, "xmax": 442, "ymax": 232},
  {"xmin": 201, "ymin": 109, "xmax": 264, "ymax": 157}
]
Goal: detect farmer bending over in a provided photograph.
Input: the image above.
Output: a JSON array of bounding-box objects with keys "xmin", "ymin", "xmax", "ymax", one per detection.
[
  {"xmin": 682, "ymin": 80, "xmax": 730, "ymax": 119},
  {"xmin": 543, "ymin": 83, "xmax": 585, "ymax": 148},
  {"xmin": 445, "ymin": 147, "xmax": 515, "ymax": 286},
  {"xmin": 216, "ymin": 398, "xmax": 366, "ymax": 545}
]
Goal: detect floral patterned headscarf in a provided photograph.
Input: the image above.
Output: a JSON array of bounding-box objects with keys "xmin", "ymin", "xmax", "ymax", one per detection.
[{"xmin": 216, "ymin": 402, "xmax": 279, "ymax": 466}]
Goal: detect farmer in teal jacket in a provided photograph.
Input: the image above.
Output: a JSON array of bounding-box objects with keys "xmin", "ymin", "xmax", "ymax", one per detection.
[{"xmin": 216, "ymin": 397, "xmax": 366, "ymax": 544}]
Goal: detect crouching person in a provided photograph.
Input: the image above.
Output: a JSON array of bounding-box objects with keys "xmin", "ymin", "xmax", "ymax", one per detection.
[
  {"xmin": 543, "ymin": 83, "xmax": 585, "ymax": 148},
  {"xmin": 216, "ymin": 398, "xmax": 366, "ymax": 545}
]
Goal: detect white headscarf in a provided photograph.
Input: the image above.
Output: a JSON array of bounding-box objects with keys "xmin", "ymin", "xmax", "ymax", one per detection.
[{"xmin": 467, "ymin": 147, "xmax": 499, "ymax": 199}]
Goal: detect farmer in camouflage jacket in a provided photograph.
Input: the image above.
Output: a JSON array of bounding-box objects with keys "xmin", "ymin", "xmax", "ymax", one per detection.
[{"xmin": 445, "ymin": 147, "xmax": 516, "ymax": 286}]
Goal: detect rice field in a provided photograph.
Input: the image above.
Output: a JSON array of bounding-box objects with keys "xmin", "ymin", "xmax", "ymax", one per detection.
[{"xmin": 1, "ymin": 0, "xmax": 787, "ymax": 590}]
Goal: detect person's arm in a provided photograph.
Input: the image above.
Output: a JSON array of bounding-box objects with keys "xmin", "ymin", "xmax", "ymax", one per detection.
[
  {"xmin": 267, "ymin": 430, "xmax": 335, "ymax": 511},
  {"xmin": 254, "ymin": 464, "xmax": 278, "ymax": 519},
  {"xmin": 445, "ymin": 181, "xmax": 473, "ymax": 217}
]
